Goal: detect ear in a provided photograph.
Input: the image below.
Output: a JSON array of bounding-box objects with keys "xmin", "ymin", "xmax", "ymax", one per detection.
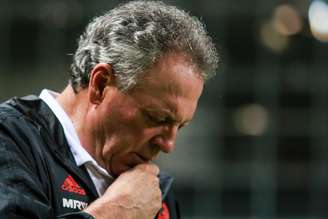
[{"xmin": 88, "ymin": 63, "xmax": 115, "ymax": 105}]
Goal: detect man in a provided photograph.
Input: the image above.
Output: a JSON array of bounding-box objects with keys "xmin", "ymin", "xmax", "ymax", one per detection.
[{"xmin": 0, "ymin": 1, "xmax": 218, "ymax": 218}]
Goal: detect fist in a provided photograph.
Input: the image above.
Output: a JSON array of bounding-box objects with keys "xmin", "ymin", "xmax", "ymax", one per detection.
[{"xmin": 84, "ymin": 163, "xmax": 162, "ymax": 219}]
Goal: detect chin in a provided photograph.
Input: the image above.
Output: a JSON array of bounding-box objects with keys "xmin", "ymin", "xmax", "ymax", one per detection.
[{"xmin": 111, "ymin": 163, "xmax": 133, "ymax": 177}]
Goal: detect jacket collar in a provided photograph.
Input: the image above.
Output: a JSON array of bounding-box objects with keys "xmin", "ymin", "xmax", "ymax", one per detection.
[{"xmin": 7, "ymin": 95, "xmax": 99, "ymax": 199}]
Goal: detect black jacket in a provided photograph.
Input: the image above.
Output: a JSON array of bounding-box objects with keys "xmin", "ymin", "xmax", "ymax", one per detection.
[{"xmin": 0, "ymin": 95, "xmax": 180, "ymax": 219}]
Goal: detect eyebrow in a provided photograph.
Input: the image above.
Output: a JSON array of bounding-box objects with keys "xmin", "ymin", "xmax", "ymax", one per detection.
[{"xmin": 144, "ymin": 107, "xmax": 191, "ymax": 126}]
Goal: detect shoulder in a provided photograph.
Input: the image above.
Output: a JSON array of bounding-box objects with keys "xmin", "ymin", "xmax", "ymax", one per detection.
[
  {"xmin": 0, "ymin": 95, "xmax": 41, "ymax": 120},
  {"xmin": 0, "ymin": 96, "xmax": 46, "ymax": 163},
  {"xmin": 0, "ymin": 96, "xmax": 41, "ymax": 138},
  {"xmin": 0, "ymin": 95, "xmax": 44, "ymax": 130}
]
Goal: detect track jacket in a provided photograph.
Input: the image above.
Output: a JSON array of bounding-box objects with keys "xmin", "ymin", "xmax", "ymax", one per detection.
[{"xmin": 0, "ymin": 95, "xmax": 180, "ymax": 219}]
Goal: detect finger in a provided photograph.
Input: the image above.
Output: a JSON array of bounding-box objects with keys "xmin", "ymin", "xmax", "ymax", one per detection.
[{"xmin": 135, "ymin": 163, "xmax": 160, "ymax": 175}]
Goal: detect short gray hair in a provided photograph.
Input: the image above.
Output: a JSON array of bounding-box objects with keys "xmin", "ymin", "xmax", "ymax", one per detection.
[{"xmin": 70, "ymin": 0, "xmax": 219, "ymax": 92}]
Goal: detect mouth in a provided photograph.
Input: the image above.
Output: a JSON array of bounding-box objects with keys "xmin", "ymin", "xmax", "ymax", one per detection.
[
  {"xmin": 109, "ymin": 152, "xmax": 152, "ymax": 177},
  {"xmin": 134, "ymin": 153, "xmax": 151, "ymax": 163}
]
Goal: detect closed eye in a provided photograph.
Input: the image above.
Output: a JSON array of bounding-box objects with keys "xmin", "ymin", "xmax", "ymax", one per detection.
[
  {"xmin": 146, "ymin": 112, "xmax": 169, "ymax": 124},
  {"xmin": 144, "ymin": 110, "xmax": 173, "ymax": 126},
  {"xmin": 142, "ymin": 108, "xmax": 191, "ymax": 129}
]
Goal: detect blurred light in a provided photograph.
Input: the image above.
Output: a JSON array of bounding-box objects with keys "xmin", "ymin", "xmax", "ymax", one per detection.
[
  {"xmin": 309, "ymin": 0, "xmax": 328, "ymax": 42},
  {"xmin": 273, "ymin": 4, "xmax": 303, "ymax": 36},
  {"xmin": 234, "ymin": 103, "xmax": 269, "ymax": 136},
  {"xmin": 260, "ymin": 21, "xmax": 289, "ymax": 53}
]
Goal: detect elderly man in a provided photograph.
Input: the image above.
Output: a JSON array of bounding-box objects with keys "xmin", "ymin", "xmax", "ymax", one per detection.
[{"xmin": 0, "ymin": 1, "xmax": 218, "ymax": 218}]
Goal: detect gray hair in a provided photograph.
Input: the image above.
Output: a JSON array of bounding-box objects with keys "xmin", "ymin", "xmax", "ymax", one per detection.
[{"xmin": 70, "ymin": 0, "xmax": 219, "ymax": 92}]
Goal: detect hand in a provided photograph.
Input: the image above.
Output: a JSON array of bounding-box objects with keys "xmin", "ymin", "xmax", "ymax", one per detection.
[{"xmin": 84, "ymin": 163, "xmax": 162, "ymax": 219}]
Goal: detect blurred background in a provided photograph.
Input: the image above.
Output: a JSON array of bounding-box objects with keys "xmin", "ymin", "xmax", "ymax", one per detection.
[{"xmin": 0, "ymin": 0, "xmax": 328, "ymax": 218}]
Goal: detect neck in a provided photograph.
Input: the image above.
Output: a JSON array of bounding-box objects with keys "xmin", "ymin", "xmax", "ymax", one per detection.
[{"xmin": 57, "ymin": 85, "xmax": 95, "ymax": 156}]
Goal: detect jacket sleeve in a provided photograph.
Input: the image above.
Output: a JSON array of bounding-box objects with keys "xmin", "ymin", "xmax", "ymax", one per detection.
[{"xmin": 0, "ymin": 128, "xmax": 94, "ymax": 219}]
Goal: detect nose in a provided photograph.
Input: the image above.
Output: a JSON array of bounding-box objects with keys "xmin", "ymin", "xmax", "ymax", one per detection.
[{"xmin": 151, "ymin": 125, "xmax": 178, "ymax": 153}]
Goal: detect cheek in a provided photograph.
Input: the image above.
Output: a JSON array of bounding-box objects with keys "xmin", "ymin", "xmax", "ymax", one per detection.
[
  {"xmin": 111, "ymin": 128, "xmax": 154, "ymax": 151},
  {"xmin": 107, "ymin": 128, "xmax": 159, "ymax": 176},
  {"xmin": 100, "ymin": 114, "xmax": 147, "ymax": 155},
  {"xmin": 103, "ymin": 126, "xmax": 157, "ymax": 158}
]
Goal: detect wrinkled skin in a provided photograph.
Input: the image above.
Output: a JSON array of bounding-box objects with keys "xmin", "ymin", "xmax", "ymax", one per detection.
[{"xmin": 85, "ymin": 52, "xmax": 204, "ymax": 177}]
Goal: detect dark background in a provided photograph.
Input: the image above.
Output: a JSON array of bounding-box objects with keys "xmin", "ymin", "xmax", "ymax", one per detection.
[{"xmin": 1, "ymin": 0, "xmax": 328, "ymax": 218}]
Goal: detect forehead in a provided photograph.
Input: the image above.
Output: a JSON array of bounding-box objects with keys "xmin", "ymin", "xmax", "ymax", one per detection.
[
  {"xmin": 129, "ymin": 53, "xmax": 204, "ymax": 117},
  {"xmin": 134, "ymin": 52, "xmax": 203, "ymax": 93}
]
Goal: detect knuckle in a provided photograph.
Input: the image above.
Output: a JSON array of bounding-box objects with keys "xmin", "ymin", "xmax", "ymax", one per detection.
[
  {"xmin": 149, "ymin": 174, "xmax": 159, "ymax": 185},
  {"xmin": 154, "ymin": 176, "xmax": 160, "ymax": 185},
  {"xmin": 146, "ymin": 163, "xmax": 159, "ymax": 174},
  {"xmin": 158, "ymin": 191, "xmax": 162, "ymax": 201},
  {"xmin": 156, "ymin": 187, "xmax": 162, "ymax": 199},
  {"xmin": 156, "ymin": 198, "xmax": 162, "ymax": 209},
  {"xmin": 134, "ymin": 163, "xmax": 146, "ymax": 170},
  {"xmin": 152, "ymin": 164, "xmax": 160, "ymax": 174},
  {"xmin": 135, "ymin": 163, "xmax": 160, "ymax": 176}
]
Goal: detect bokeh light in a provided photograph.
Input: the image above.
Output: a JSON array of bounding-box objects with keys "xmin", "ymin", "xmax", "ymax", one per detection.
[
  {"xmin": 309, "ymin": 0, "xmax": 328, "ymax": 42},
  {"xmin": 260, "ymin": 20, "xmax": 290, "ymax": 53},
  {"xmin": 260, "ymin": 3, "xmax": 304, "ymax": 53},
  {"xmin": 234, "ymin": 103, "xmax": 270, "ymax": 136},
  {"xmin": 273, "ymin": 4, "xmax": 303, "ymax": 36}
]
